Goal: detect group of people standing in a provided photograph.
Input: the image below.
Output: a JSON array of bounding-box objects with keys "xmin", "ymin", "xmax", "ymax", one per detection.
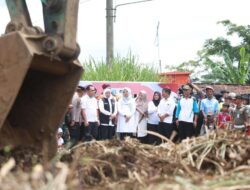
[{"xmin": 57, "ymin": 83, "xmax": 250, "ymax": 147}]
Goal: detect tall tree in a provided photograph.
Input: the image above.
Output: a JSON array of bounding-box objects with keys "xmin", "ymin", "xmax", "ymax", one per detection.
[{"xmin": 168, "ymin": 20, "xmax": 250, "ymax": 84}]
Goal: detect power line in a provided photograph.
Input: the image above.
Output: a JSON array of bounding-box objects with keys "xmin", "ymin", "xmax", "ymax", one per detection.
[
  {"xmin": 113, "ymin": 0, "xmax": 154, "ymax": 22},
  {"xmin": 80, "ymin": 0, "xmax": 93, "ymax": 4},
  {"xmin": 114, "ymin": 0, "xmax": 153, "ymax": 9}
]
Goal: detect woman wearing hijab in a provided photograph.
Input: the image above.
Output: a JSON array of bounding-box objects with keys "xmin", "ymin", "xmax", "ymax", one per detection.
[
  {"xmin": 99, "ymin": 88, "xmax": 117, "ymax": 140},
  {"xmin": 147, "ymin": 91, "xmax": 161, "ymax": 144},
  {"xmin": 135, "ymin": 91, "xmax": 148, "ymax": 143},
  {"xmin": 117, "ymin": 87, "xmax": 136, "ymax": 140}
]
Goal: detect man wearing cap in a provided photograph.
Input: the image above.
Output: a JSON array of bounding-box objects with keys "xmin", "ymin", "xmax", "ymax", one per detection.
[
  {"xmin": 232, "ymin": 95, "xmax": 249, "ymax": 131},
  {"xmin": 200, "ymin": 86, "xmax": 219, "ymax": 131},
  {"xmin": 60, "ymin": 104, "xmax": 73, "ymax": 144},
  {"xmin": 70, "ymin": 86, "xmax": 85, "ymax": 144},
  {"xmin": 175, "ymin": 85, "xmax": 199, "ymax": 140}
]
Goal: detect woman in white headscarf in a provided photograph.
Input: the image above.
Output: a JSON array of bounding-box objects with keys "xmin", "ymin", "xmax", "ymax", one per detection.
[
  {"xmin": 135, "ymin": 91, "xmax": 148, "ymax": 143},
  {"xmin": 99, "ymin": 88, "xmax": 117, "ymax": 140},
  {"xmin": 117, "ymin": 87, "xmax": 136, "ymax": 140}
]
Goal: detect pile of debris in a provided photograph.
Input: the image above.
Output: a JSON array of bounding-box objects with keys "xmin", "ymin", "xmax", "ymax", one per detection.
[{"xmin": 0, "ymin": 130, "xmax": 249, "ymax": 190}]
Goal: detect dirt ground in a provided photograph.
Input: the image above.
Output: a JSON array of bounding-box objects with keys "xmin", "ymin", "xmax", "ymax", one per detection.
[{"xmin": 0, "ymin": 130, "xmax": 249, "ymax": 190}]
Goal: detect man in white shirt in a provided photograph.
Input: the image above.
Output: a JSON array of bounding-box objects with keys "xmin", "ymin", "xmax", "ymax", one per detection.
[
  {"xmin": 81, "ymin": 85, "xmax": 100, "ymax": 141},
  {"xmin": 157, "ymin": 88, "xmax": 176, "ymax": 140},
  {"xmin": 70, "ymin": 86, "xmax": 85, "ymax": 144},
  {"xmin": 175, "ymin": 85, "xmax": 199, "ymax": 141}
]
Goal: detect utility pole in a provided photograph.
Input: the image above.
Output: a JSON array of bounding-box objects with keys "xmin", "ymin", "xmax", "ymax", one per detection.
[
  {"xmin": 106, "ymin": 0, "xmax": 153, "ymax": 67},
  {"xmin": 106, "ymin": 0, "xmax": 114, "ymax": 67},
  {"xmin": 155, "ymin": 21, "xmax": 162, "ymax": 73}
]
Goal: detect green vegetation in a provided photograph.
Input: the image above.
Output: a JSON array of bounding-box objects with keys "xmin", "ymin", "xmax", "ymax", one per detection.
[
  {"xmin": 81, "ymin": 53, "xmax": 159, "ymax": 81},
  {"xmin": 200, "ymin": 47, "xmax": 250, "ymax": 84},
  {"xmin": 167, "ymin": 20, "xmax": 250, "ymax": 84}
]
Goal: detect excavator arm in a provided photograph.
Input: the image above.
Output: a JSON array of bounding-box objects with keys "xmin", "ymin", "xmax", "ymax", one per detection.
[
  {"xmin": 6, "ymin": 0, "xmax": 80, "ymax": 60},
  {"xmin": 0, "ymin": 0, "xmax": 83, "ymax": 159}
]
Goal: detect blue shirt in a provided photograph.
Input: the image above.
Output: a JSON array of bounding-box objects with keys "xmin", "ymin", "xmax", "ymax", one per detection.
[{"xmin": 200, "ymin": 98, "xmax": 219, "ymax": 117}]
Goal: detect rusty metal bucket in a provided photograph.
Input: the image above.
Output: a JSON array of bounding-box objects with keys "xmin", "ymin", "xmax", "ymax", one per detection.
[{"xmin": 0, "ymin": 31, "xmax": 83, "ymax": 158}]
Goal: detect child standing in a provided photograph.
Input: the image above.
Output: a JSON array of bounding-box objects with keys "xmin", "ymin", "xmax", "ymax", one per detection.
[{"xmin": 217, "ymin": 103, "xmax": 231, "ymax": 129}]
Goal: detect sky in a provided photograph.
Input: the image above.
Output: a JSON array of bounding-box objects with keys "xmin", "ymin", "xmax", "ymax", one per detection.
[{"xmin": 0, "ymin": 0, "xmax": 249, "ymax": 71}]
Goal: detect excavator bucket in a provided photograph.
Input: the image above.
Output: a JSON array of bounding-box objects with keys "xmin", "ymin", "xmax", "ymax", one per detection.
[{"xmin": 0, "ymin": 31, "xmax": 83, "ymax": 158}]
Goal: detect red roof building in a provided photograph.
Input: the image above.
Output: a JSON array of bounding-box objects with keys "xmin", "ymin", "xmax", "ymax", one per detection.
[{"xmin": 160, "ymin": 72, "xmax": 191, "ymax": 86}]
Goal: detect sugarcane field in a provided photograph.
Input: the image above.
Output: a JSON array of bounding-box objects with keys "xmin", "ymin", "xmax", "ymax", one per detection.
[
  {"xmin": 0, "ymin": 1, "xmax": 250, "ymax": 190},
  {"xmin": 0, "ymin": 129, "xmax": 249, "ymax": 190}
]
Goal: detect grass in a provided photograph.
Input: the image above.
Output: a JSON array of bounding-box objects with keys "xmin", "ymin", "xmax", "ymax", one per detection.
[{"xmin": 81, "ymin": 53, "xmax": 159, "ymax": 81}]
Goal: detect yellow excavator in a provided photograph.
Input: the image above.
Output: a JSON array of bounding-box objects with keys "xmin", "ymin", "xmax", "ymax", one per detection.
[{"xmin": 0, "ymin": 0, "xmax": 83, "ymax": 158}]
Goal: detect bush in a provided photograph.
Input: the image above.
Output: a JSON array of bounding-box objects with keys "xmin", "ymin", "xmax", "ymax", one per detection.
[{"xmin": 81, "ymin": 53, "xmax": 159, "ymax": 82}]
